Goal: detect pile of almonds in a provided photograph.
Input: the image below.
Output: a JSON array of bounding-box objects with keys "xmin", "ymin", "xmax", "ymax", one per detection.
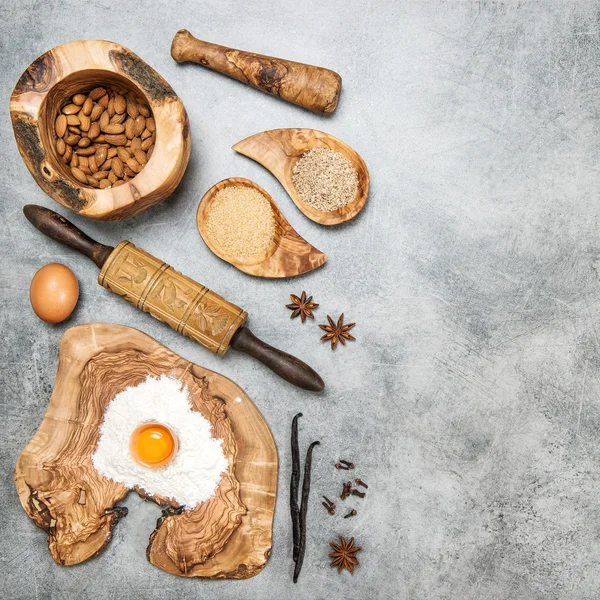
[{"xmin": 54, "ymin": 86, "xmax": 155, "ymax": 189}]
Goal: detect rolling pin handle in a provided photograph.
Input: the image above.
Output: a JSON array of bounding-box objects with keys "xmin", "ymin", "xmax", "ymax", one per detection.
[
  {"xmin": 23, "ymin": 205, "xmax": 114, "ymax": 269},
  {"xmin": 231, "ymin": 326, "xmax": 325, "ymax": 392}
]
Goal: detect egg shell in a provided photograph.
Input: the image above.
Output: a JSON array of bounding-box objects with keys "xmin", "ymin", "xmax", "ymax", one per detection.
[{"xmin": 30, "ymin": 263, "xmax": 79, "ymax": 323}]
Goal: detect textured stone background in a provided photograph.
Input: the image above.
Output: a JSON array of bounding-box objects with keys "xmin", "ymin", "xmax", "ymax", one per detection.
[{"xmin": 2, "ymin": 1, "xmax": 600, "ymax": 598}]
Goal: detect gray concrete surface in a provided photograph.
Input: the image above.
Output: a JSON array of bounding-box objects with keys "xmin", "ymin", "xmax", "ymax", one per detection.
[{"xmin": 2, "ymin": 0, "xmax": 600, "ymax": 598}]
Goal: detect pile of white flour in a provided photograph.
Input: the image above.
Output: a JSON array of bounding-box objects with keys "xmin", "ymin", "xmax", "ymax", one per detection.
[{"xmin": 92, "ymin": 374, "xmax": 228, "ymax": 508}]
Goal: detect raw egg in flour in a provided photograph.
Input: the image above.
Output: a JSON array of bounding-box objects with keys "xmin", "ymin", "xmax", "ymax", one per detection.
[
  {"xmin": 130, "ymin": 423, "xmax": 178, "ymax": 468},
  {"xmin": 30, "ymin": 263, "xmax": 79, "ymax": 323}
]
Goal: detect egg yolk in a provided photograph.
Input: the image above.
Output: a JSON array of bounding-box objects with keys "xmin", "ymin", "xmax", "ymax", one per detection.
[{"xmin": 129, "ymin": 423, "xmax": 176, "ymax": 468}]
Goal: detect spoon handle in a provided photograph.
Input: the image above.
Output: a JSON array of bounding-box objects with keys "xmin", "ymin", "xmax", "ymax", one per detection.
[
  {"xmin": 230, "ymin": 327, "xmax": 324, "ymax": 392},
  {"xmin": 171, "ymin": 29, "xmax": 341, "ymax": 113}
]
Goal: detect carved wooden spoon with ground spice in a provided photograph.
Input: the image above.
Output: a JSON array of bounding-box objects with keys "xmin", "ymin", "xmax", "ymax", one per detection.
[
  {"xmin": 233, "ymin": 129, "xmax": 370, "ymax": 226},
  {"xmin": 197, "ymin": 177, "xmax": 326, "ymax": 277}
]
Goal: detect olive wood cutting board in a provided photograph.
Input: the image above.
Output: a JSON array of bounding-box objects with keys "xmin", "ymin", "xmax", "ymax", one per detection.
[{"xmin": 14, "ymin": 323, "xmax": 277, "ymax": 578}]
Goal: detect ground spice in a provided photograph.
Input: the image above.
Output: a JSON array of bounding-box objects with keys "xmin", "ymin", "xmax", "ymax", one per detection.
[
  {"xmin": 206, "ymin": 186, "xmax": 276, "ymax": 260},
  {"xmin": 291, "ymin": 148, "xmax": 358, "ymax": 212}
]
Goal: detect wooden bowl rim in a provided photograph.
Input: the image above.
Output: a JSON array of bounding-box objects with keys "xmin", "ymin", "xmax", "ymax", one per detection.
[
  {"xmin": 196, "ymin": 177, "xmax": 286, "ymax": 268},
  {"xmin": 234, "ymin": 127, "xmax": 370, "ymax": 226},
  {"xmin": 10, "ymin": 39, "xmax": 190, "ymax": 220}
]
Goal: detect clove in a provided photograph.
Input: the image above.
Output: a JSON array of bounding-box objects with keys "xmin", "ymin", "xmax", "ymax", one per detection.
[
  {"xmin": 335, "ymin": 460, "xmax": 355, "ymax": 470},
  {"xmin": 355, "ymin": 478, "xmax": 368, "ymax": 489},
  {"xmin": 351, "ymin": 489, "xmax": 366, "ymax": 498},
  {"xmin": 322, "ymin": 496, "xmax": 336, "ymax": 515},
  {"xmin": 322, "ymin": 502, "xmax": 335, "ymax": 516},
  {"xmin": 341, "ymin": 481, "xmax": 353, "ymax": 500},
  {"xmin": 343, "ymin": 509, "xmax": 357, "ymax": 519}
]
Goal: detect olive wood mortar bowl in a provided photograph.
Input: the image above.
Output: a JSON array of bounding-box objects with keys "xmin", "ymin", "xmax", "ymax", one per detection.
[
  {"xmin": 10, "ymin": 40, "xmax": 191, "ymax": 220},
  {"xmin": 233, "ymin": 128, "xmax": 369, "ymax": 226},
  {"xmin": 197, "ymin": 177, "xmax": 326, "ymax": 278}
]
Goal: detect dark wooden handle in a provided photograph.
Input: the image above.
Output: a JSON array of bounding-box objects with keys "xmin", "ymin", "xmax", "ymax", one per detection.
[
  {"xmin": 231, "ymin": 327, "xmax": 324, "ymax": 392},
  {"xmin": 23, "ymin": 205, "xmax": 114, "ymax": 269},
  {"xmin": 171, "ymin": 29, "xmax": 341, "ymax": 113}
]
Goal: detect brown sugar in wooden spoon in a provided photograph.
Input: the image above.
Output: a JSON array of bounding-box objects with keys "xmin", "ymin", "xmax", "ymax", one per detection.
[
  {"xmin": 233, "ymin": 128, "xmax": 370, "ymax": 226},
  {"xmin": 197, "ymin": 178, "xmax": 326, "ymax": 278}
]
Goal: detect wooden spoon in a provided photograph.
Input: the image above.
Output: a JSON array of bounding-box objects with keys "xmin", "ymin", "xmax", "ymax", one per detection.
[
  {"xmin": 197, "ymin": 178, "xmax": 326, "ymax": 278},
  {"xmin": 233, "ymin": 128, "xmax": 370, "ymax": 226}
]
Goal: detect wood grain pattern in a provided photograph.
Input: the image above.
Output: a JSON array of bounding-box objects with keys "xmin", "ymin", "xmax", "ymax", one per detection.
[
  {"xmin": 14, "ymin": 324, "xmax": 277, "ymax": 578},
  {"xmin": 197, "ymin": 177, "xmax": 327, "ymax": 278},
  {"xmin": 171, "ymin": 29, "xmax": 341, "ymax": 113},
  {"xmin": 10, "ymin": 40, "xmax": 190, "ymax": 220},
  {"xmin": 233, "ymin": 128, "xmax": 370, "ymax": 226},
  {"xmin": 98, "ymin": 241, "xmax": 247, "ymax": 355}
]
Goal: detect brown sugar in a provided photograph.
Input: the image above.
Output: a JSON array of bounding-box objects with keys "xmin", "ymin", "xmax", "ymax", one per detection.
[{"xmin": 205, "ymin": 186, "xmax": 276, "ymax": 260}]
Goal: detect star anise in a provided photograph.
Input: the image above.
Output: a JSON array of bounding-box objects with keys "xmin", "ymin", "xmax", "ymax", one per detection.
[
  {"xmin": 286, "ymin": 291, "xmax": 319, "ymax": 323},
  {"xmin": 319, "ymin": 314, "xmax": 356, "ymax": 350},
  {"xmin": 329, "ymin": 536, "xmax": 362, "ymax": 574}
]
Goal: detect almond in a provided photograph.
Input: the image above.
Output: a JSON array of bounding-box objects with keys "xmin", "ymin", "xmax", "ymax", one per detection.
[
  {"xmin": 82, "ymin": 97, "xmax": 93, "ymax": 116},
  {"xmin": 147, "ymin": 145, "xmax": 154, "ymax": 159},
  {"xmin": 133, "ymin": 115, "xmax": 145, "ymax": 137},
  {"xmin": 90, "ymin": 104, "xmax": 104, "ymax": 122},
  {"xmin": 56, "ymin": 138, "xmax": 66, "ymax": 155},
  {"xmin": 95, "ymin": 146, "xmax": 107, "ymax": 166},
  {"xmin": 100, "ymin": 111, "xmax": 110, "ymax": 129},
  {"xmin": 86, "ymin": 176, "xmax": 100, "ymax": 188},
  {"xmin": 130, "ymin": 137, "xmax": 142, "ymax": 152},
  {"xmin": 141, "ymin": 128, "xmax": 152, "ymax": 140},
  {"xmin": 79, "ymin": 114, "xmax": 91, "ymax": 132},
  {"xmin": 65, "ymin": 134, "xmax": 80, "ymax": 146},
  {"xmin": 70, "ymin": 153, "xmax": 79, "ymax": 168},
  {"xmin": 110, "ymin": 112, "xmax": 126, "ymax": 125},
  {"xmin": 114, "ymin": 94, "xmax": 126, "ymax": 114},
  {"xmin": 104, "ymin": 134, "xmax": 127, "ymax": 146},
  {"xmin": 89, "ymin": 155, "xmax": 98, "ymax": 174},
  {"xmin": 72, "ymin": 94, "xmax": 87, "ymax": 106},
  {"xmin": 125, "ymin": 118, "xmax": 135, "ymax": 139},
  {"xmin": 145, "ymin": 117, "xmax": 155, "ymax": 132},
  {"xmin": 71, "ymin": 167, "xmax": 88, "ymax": 184},
  {"xmin": 93, "ymin": 170, "xmax": 110, "ymax": 181},
  {"xmin": 126, "ymin": 100, "xmax": 139, "ymax": 119},
  {"xmin": 55, "ymin": 115, "xmax": 67, "ymax": 138},
  {"xmin": 111, "ymin": 157, "xmax": 124, "ymax": 178},
  {"xmin": 88, "ymin": 122, "xmax": 100, "ymax": 139},
  {"xmin": 77, "ymin": 137, "xmax": 91, "ymax": 148},
  {"xmin": 62, "ymin": 104, "xmax": 81, "ymax": 115},
  {"xmin": 68, "ymin": 126, "xmax": 81, "ymax": 135},
  {"xmin": 108, "ymin": 170, "xmax": 117, "ymax": 184},
  {"xmin": 79, "ymin": 156, "xmax": 89, "ymax": 168},
  {"xmin": 99, "ymin": 178, "xmax": 112, "ymax": 189},
  {"xmin": 107, "ymin": 97, "xmax": 115, "ymax": 117},
  {"xmin": 113, "ymin": 179, "xmax": 126, "ymax": 187},
  {"xmin": 137, "ymin": 103, "xmax": 150, "ymax": 117},
  {"xmin": 101, "ymin": 123, "xmax": 125, "ymax": 135},
  {"xmin": 66, "ymin": 114, "xmax": 80, "ymax": 126},
  {"xmin": 116, "ymin": 147, "xmax": 130, "ymax": 161},
  {"xmin": 141, "ymin": 136, "xmax": 154, "ymax": 151},
  {"xmin": 124, "ymin": 165, "xmax": 136, "ymax": 177},
  {"xmin": 126, "ymin": 157, "xmax": 142, "ymax": 173},
  {"xmin": 62, "ymin": 144, "xmax": 73, "ymax": 164},
  {"xmin": 76, "ymin": 147, "xmax": 96, "ymax": 156},
  {"xmin": 98, "ymin": 94, "xmax": 109, "ymax": 108},
  {"xmin": 89, "ymin": 87, "xmax": 107, "ymax": 100},
  {"xmin": 134, "ymin": 150, "xmax": 147, "ymax": 165},
  {"xmin": 107, "ymin": 148, "xmax": 118, "ymax": 159}
]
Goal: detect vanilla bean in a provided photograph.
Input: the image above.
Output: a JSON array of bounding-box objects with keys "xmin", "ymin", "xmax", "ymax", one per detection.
[
  {"xmin": 290, "ymin": 413, "xmax": 302, "ymax": 563},
  {"xmin": 293, "ymin": 440, "xmax": 320, "ymax": 583}
]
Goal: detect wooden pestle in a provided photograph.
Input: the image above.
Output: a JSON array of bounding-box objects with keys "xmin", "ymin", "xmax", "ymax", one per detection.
[
  {"xmin": 171, "ymin": 29, "xmax": 341, "ymax": 113},
  {"xmin": 23, "ymin": 205, "xmax": 325, "ymax": 392}
]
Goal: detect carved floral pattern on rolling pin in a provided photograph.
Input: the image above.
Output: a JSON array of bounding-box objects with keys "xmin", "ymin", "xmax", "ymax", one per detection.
[{"xmin": 99, "ymin": 242, "xmax": 247, "ymax": 356}]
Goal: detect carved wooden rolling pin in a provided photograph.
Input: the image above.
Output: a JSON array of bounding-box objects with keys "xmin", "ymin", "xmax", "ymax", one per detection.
[
  {"xmin": 23, "ymin": 205, "xmax": 324, "ymax": 392},
  {"xmin": 171, "ymin": 29, "xmax": 341, "ymax": 113}
]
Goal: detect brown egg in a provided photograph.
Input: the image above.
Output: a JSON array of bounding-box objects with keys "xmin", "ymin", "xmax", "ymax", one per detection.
[{"xmin": 30, "ymin": 263, "xmax": 79, "ymax": 323}]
